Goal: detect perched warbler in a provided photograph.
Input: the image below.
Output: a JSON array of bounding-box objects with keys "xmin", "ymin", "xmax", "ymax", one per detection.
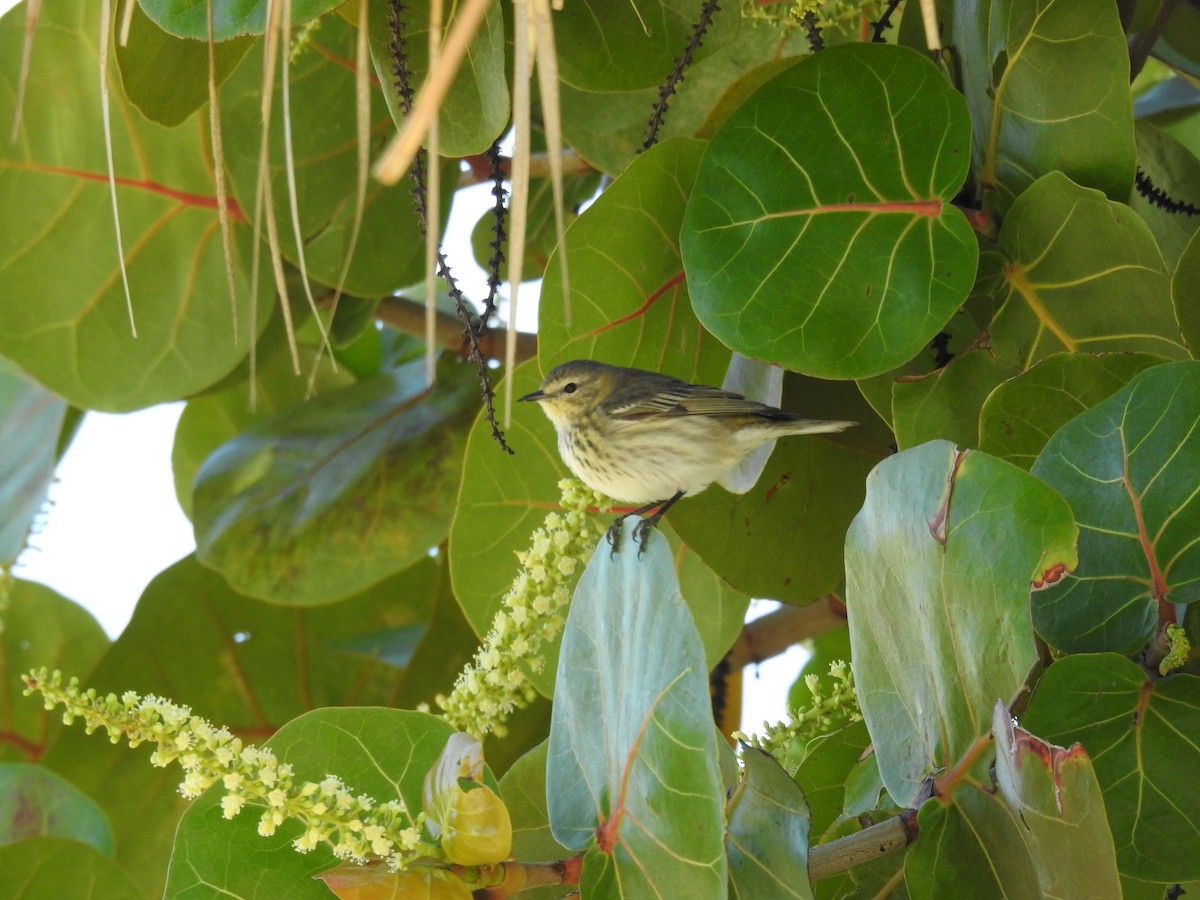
[{"xmin": 519, "ymin": 360, "xmax": 855, "ymax": 548}]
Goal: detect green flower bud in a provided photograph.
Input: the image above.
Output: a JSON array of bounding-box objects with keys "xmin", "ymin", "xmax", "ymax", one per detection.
[{"xmin": 422, "ymin": 733, "xmax": 512, "ymax": 866}]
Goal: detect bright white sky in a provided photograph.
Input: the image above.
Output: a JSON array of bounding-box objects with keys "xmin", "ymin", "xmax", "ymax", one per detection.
[{"xmin": 5, "ymin": 0, "xmax": 805, "ymax": 734}]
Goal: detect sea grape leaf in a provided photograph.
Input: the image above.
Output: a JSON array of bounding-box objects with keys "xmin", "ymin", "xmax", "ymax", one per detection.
[
  {"xmin": 955, "ymin": 0, "xmax": 1135, "ymax": 216},
  {"xmin": 116, "ymin": 2, "xmax": 254, "ymax": 127},
  {"xmin": 553, "ymin": 0, "xmax": 737, "ymax": 93},
  {"xmin": 547, "ymin": 523, "xmax": 726, "ymax": 898},
  {"xmin": 906, "ymin": 785, "xmax": 1043, "ymax": 899},
  {"xmin": 367, "ymin": 0, "xmax": 509, "ymax": 157},
  {"xmin": 0, "ymin": 764, "xmax": 113, "ymax": 854},
  {"xmin": 140, "ymin": 0, "xmax": 340, "ymax": 40},
  {"xmin": 988, "ymin": 172, "xmax": 1186, "ymax": 369},
  {"xmin": 992, "ymin": 703, "xmax": 1121, "ymax": 899},
  {"xmin": 0, "ymin": 838, "xmax": 141, "ymax": 900},
  {"xmin": 1130, "ymin": 121, "xmax": 1200, "ymax": 271},
  {"xmin": 0, "ymin": 0, "xmax": 271, "ymax": 411},
  {"xmin": 1175, "ymin": 228, "xmax": 1200, "ymax": 355},
  {"xmin": 539, "ymin": 137, "xmax": 731, "ymax": 387},
  {"xmin": 1023, "ymin": 653, "xmax": 1200, "ymax": 882},
  {"xmin": 39, "ymin": 554, "xmax": 444, "ymax": 897},
  {"xmin": 1030, "ymin": 360, "xmax": 1200, "ymax": 654},
  {"xmin": 978, "ymin": 352, "xmax": 1167, "ymax": 470},
  {"xmin": 219, "ymin": 11, "xmax": 443, "ymax": 296},
  {"xmin": 1, "ymin": 581, "xmax": 109, "ymax": 766},
  {"xmin": 166, "ymin": 709, "xmax": 457, "ymax": 896},
  {"xmin": 0, "ymin": 359, "xmax": 65, "ymax": 564},
  {"xmin": 193, "ymin": 358, "xmax": 476, "ymax": 605},
  {"xmin": 558, "ymin": 22, "xmax": 807, "ymax": 177},
  {"xmin": 726, "ymin": 747, "xmax": 813, "ymax": 900},
  {"xmin": 172, "ymin": 323, "xmax": 353, "ymax": 518},
  {"xmin": 891, "ymin": 350, "xmax": 1017, "ymax": 451},
  {"xmin": 682, "ymin": 43, "xmax": 976, "ymax": 380},
  {"xmin": 845, "ymin": 441, "xmax": 1077, "ymax": 807}
]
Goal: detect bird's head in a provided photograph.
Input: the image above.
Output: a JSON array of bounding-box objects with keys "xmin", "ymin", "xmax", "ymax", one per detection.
[{"xmin": 518, "ymin": 360, "xmax": 616, "ymax": 431}]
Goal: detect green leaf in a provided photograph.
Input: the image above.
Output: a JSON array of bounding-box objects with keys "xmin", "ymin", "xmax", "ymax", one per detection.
[
  {"xmin": 906, "ymin": 786, "xmax": 1043, "ymax": 899},
  {"xmin": 992, "ymin": 703, "xmax": 1121, "ymax": 899},
  {"xmin": 1031, "ymin": 360, "xmax": 1200, "ymax": 654},
  {"xmin": 0, "ymin": 359, "xmax": 65, "ymax": 564},
  {"xmin": 0, "ymin": 0, "xmax": 272, "ymax": 411},
  {"xmin": 193, "ymin": 358, "xmax": 476, "ymax": 605},
  {"xmin": 172, "ymin": 324, "xmax": 354, "ymax": 518},
  {"xmin": 1175, "ymin": 227, "xmax": 1200, "ymax": 356},
  {"xmin": 166, "ymin": 708, "xmax": 456, "ymax": 896},
  {"xmin": 668, "ymin": 522, "xmax": 750, "ymax": 669},
  {"xmin": 792, "ymin": 720, "xmax": 871, "ymax": 841},
  {"xmin": 116, "ymin": 2, "xmax": 254, "ymax": 127},
  {"xmin": 1023, "ymin": 654, "xmax": 1200, "ymax": 882},
  {"xmin": 219, "ymin": 12, "xmax": 440, "ymax": 297},
  {"xmin": 845, "ymin": 441, "xmax": 1077, "ymax": 807},
  {"xmin": 955, "ymin": 0, "xmax": 1134, "ymax": 216},
  {"xmin": 547, "ymin": 523, "xmax": 726, "ymax": 897},
  {"xmin": 558, "ymin": 26, "xmax": 807, "ymax": 177},
  {"xmin": 140, "ymin": 0, "xmax": 341, "ymax": 40},
  {"xmin": 0, "ymin": 838, "xmax": 142, "ymax": 900},
  {"xmin": 367, "ymin": 0, "xmax": 508, "ymax": 157},
  {"xmin": 671, "ymin": 432, "xmax": 875, "ymax": 605},
  {"xmin": 727, "ymin": 747, "xmax": 813, "ymax": 900},
  {"xmin": 1131, "ymin": 121, "xmax": 1200, "ymax": 272},
  {"xmin": 682, "ymin": 43, "xmax": 976, "ymax": 380},
  {"xmin": 978, "ymin": 352, "xmax": 1168, "ymax": 470},
  {"xmin": 539, "ymin": 137, "xmax": 731, "ymax": 386},
  {"xmin": 988, "ymin": 172, "xmax": 1186, "ymax": 369},
  {"xmin": 0, "ymin": 764, "xmax": 114, "ymax": 854},
  {"xmin": 39, "ymin": 554, "xmax": 443, "ymax": 897},
  {"xmin": 499, "ymin": 742, "xmax": 573, "ymax": 900},
  {"xmin": 891, "ymin": 350, "xmax": 1017, "ymax": 450},
  {"xmin": 1, "ymin": 581, "xmax": 110, "ymax": 765},
  {"xmin": 553, "ymin": 0, "xmax": 737, "ymax": 92}
]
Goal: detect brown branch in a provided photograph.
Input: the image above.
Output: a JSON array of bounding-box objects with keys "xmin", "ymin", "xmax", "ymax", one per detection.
[
  {"xmin": 375, "ymin": 295, "xmax": 538, "ymax": 362},
  {"xmin": 808, "ymin": 810, "xmax": 919, "ymax": 881},
  {"xmin": 725, "ymin": 596, "xmax": 847, "ymax": 670},
  {"xmin": 458, "ymin": 149, "xmax": 594, "ymax": 187}
]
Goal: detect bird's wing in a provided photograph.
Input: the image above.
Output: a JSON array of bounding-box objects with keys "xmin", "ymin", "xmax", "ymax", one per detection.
[{"xmin": 605, "ymin": 375, "xmax": 767, "ymax": 420}]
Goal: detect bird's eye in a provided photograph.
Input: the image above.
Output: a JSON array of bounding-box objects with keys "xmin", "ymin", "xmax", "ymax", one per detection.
[{"xmin": 563, "ymin": 383, "xmax": 577, "ymax": 394}]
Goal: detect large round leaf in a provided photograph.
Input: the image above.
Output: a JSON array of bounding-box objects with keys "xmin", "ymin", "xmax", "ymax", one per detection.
[
  {"xmin": 219, "ymin": 12, "xmax": 441, "ymax": 296},
  {"xmin": 547, "ymin": 523, "xmax": 726, "ymax": 897},
  {"xmin": 1024, "ymin": 654, "xmax": 1200, "ymax": 882},
  {"xmin": 39, "ymin": 554, "xmax": 446, "ymax": 896},
  {"xmin": 987, "ymin": 172, "xmax": 1186, "ymax": 369},
  {"xmin": 0, "ymin": 359, "xmax": 65, "ymax": 564},
  {"xmin": 978, "ymin": 352, "xmax": 1167, "ymax": 470},
  {"xmin": 682, "ymin": 42, "xmax": 976, "ymax": 380},
  {"xmin": 141, "ymin": 0, "xmax": 340, "ymax": 40},
  {"xmin": 166, "ymin": 709, "xmax": 456, "ymax": 897},
  {"xmin": 1030, "ymin": 360, "xmax": 1200, "ymax": 654},
  {"xmin": 845, "ymin": 441, "xmax": 1077, "ymax": 807},
  {"xmin": 539, "ymin": 137, "xmax": 730, "ymax": 385},
  {"xmin": 553, "ymin": 0, "xmax": 737, "ymax": 93},
  {"xmin": 193, "ymin": 358, "xmax": 477, "ymax": 605},
  {"xmin": 0, "ymin": 0, "xmax": 271, "ymax": 411},
  {"xmin": 953, "ymin": 0, "xmax": 1134, "ymax": 217}
]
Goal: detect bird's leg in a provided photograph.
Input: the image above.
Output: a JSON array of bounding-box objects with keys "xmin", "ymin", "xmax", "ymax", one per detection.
[
  {"xmin": 605, "ymin": 499, "xmax": 662, "ymax": 555},
  {"xmin": 630, "ymin": 490, "xmax": 687, "ymax": 555}
]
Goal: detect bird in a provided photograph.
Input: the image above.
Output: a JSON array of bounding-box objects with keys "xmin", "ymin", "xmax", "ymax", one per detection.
[{"xmin": 519, "ymin": 359, "xmax": 855, "ymax": 550}]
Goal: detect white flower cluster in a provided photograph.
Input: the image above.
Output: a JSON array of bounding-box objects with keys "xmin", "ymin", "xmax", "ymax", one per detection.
[
  {"xmin": 743, "ymin": 659, "xmax": 862, "ymax": 771},
  {"xmin": 24, "ymin": 668, "xmax": 428, "ymax": 868},
  {"xmin": 437, "ymin": 479, "xmax": 606, "ymax": 737}
]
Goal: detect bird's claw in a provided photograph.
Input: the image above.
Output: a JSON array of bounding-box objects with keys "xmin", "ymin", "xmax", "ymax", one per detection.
[{"xmin": 606, "ymin": 514, "xmax": 657, "ymax": 558}]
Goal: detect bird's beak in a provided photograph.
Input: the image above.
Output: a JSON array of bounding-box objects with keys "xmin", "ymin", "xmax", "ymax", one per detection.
[{"xmin": 518, "ymin": 389, "xmax": 546, "ymax": 403}]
